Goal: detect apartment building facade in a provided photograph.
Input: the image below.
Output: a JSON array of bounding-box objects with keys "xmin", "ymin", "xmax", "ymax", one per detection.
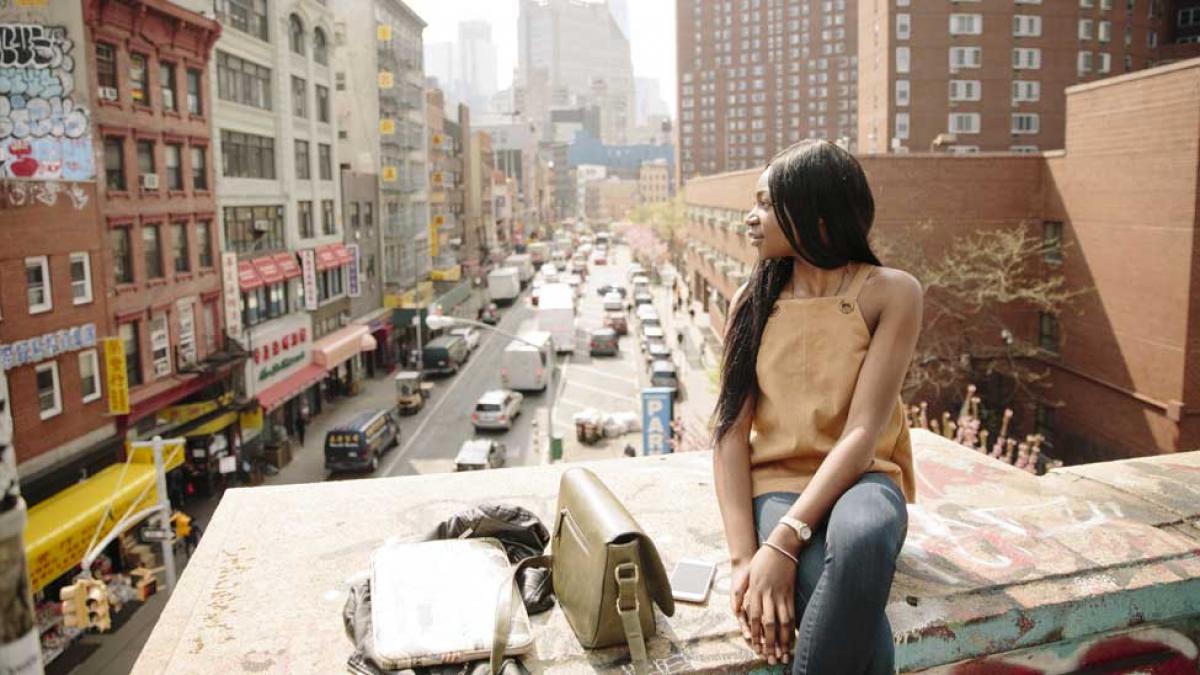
[
  {"xmin": 856, "ymin": 0, "xmax": 1200, "ymax": 154},
  {"xmin": 677, "ymin": 0, "xmax": 859, "ymax": 179},
  {"xmin": 639, "ymin": 159, "xmax": 671, "ymax": 205}
]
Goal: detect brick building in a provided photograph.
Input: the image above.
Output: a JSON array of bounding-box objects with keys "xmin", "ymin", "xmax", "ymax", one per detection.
[{"xmin": 681, "ymin": 56, "xmax": 1200, "ymax": 463}]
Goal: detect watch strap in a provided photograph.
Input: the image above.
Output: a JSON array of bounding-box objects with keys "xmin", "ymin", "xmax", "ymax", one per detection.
[{"xmin": 779, "ymin": 515, "xmax": 811, "ymax": 542}]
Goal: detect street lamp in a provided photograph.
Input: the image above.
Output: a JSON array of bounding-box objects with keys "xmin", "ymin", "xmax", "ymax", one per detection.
[{"xmin": 424, "ymin": 314, "xmax": 560, "ymax": 457}]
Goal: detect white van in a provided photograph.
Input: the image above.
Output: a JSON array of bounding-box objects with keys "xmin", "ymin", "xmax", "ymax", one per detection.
[{"xmin": 499, "ymin": 331, "xmax": 554, "ymax": 392}]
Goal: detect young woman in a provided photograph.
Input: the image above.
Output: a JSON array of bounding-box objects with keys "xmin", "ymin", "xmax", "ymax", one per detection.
[{"xmin": 712, "ymin": 140, "xmax": 922, "ymax": 674}]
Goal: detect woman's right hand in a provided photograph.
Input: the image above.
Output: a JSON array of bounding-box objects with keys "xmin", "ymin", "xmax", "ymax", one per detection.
[{"xmin": 729, "ymin": 559, "xmax": 753, "ymax": 644}]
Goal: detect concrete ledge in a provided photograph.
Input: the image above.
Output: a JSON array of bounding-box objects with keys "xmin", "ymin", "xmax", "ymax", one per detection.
[{"xmin": 132, "ymin": 430, "xmax": 1200, "ymax": 674}]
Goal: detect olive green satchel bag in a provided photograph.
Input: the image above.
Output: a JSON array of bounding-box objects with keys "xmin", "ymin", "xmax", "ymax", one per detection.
[{"xmin": 488, "ymin": 467, "xmax": 675, "ymax": 672}]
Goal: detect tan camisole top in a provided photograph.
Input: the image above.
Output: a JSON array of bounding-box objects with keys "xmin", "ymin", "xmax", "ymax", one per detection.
[{"xmin": 748, "ymin": 262, "xmax": 917, "ymax": 504}]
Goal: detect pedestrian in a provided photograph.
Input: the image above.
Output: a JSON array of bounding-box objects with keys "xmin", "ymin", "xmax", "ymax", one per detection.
[
  {"xmin": 712, "ymin": 140, "xmax": 920, "ymax": 672},
  {"xmin": 296, "ymin": 415, "xmax": 306, "ymax": 446},
  {"xmin": 688, "ymin": 304, "xmax": 696, "ymax": 320}
]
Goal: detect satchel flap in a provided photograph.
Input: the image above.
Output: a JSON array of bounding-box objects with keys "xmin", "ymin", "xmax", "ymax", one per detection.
[{"xmin": 557, "ymin": 468, "xmax": 675, "ymax": 616}]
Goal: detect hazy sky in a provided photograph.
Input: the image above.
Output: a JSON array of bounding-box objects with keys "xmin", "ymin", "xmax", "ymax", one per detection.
[{"xmin": 404, "ymin": 0, "xmax": 677, "ymax": 114}]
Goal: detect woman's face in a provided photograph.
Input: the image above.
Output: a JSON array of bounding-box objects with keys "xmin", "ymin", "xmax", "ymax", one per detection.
[{"xmin": 745, "ymin": 167, "xmax": 793, "ymax": 259}]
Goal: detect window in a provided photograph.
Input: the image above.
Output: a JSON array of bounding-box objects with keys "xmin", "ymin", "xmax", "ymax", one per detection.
[
  {"xmin": 25, "ymin": 256, "xmax": 51, "ymax": 313},
  {"xmin": 1038, "ymin": 313, "xmax": 1060, "ymax": 353},
  {"xmin": 35, "ymin": 362, "xmax": 62, "ymax": 420},
  {"xmin": 197, "ymin": 221, "xmax": 213, "ymax": 268},
  {"xmin": 1011, "ymin": 145, "xmax": 1040, "ymax": 153},
  {"xmin": 292, "ymin": 76, "xmax": 307, "ymax": 117},
  {"xmin": 186, "ymin": 69, "xmax": 203, "ymax": 115},
  {"xmin": 295, "ymin": 140, "xmax": 310, "ymax": 179},
  {"xmin": 1012, "ymin": 113, "xmax": 1040, "ymax": 134},
  {"xmin": 216, "ymin": 52, "xmax": 272, "ymax": 110},
  {"xmin": 172, "ymin": 222, "xmax": 190, "ymax": 273},
  {"xmin": 1013, "ymin": 15, "xmax": 1042, "ymax": 37},
  {"xmin": 1182, "ymin": 8, "xmax": 1200, "ymax": 27},
  {"xmin": 895, "ymin": 46, "xmax": 910, "ymax": 73},
  {"xmin": 1081, "ymin": 0, "xmax": 1094, "ymax": 6},
  {"xmin": 318, "ymin": 143, "xmax": 332, "ymax": 180},
  {"xmin": 316, "ymin": 84, "xmax": 330, "ymax": 123},
  {"xmin": 1042, "ymin": 221, "xmax": 1063, "ymax": 263},
  {"xmin": 165, "ymin": 144, "xmax": 183, "ymax": 190},
  {"xmin": 242, "ymin": 286, "xmax": 266, "ymax": 326},
  {"xmin": 1034, "ymin": 405, "xmax": 1055, "ymax": 444},
  {"xmin": 949, "ymin": 14, "xmax": 983, "ymax": 35},
  {"xmin": 363, "ymin": 202, "xmax": 373, "ymax": 228},
  {"xmin": 1098, "ymin": 20, "xmax": 1112, "ymax": 42},
  {"xmin": 895, "ymin": 79, "xmax": 910, "ymax": 106},
  {"xmin": 896, "ymin": 13, "xmax": 910, "ymax": 40},
  {"xmin": 1013, "ymin": 47, "xmax": 1042, "ymax": 69},
  {"xmin": 321, "ymin": 199, "xmax": 336, "ymax": 235},
  {"xmin": 121, "ymin": 322, "xmax": 143, "ymax": 387},
  {"xmin": 313, "ymin": 28, "xmax": 328, "ymax": 65},
  {"xmin": 79, "ymin": 350, "xmax": 102, "ymax": 403},
  {"xmin": 1147, "ymin": 30, "xmax": 1157, "ymax": 48},
  {"xmin": 950, "ymin": 46, "xmax": 983, "ymax": 68},
  {"xmin": 160, "ymin": 62, "xmax": 177, "ymax": 111},
  {"xmin": 70, "ymin": 252, "xmax": 93, "ymax": 304},
  {"xmin": 129, "ymin": 53, "xmax": 149, "ymax": 106},
  {"xmin": 191, "ymin": 146, "xmax": 208, "ymax": 190},
  {"xmin": 143, "ymin": 224, "xmax": 164, "ymax": 278},
  {"xmin": 1079, "ymin": 19, "xmax": 1094, "ymax": 40},
  {"xmin": 215, "ymin": 0, "xmax": 268, "ymax": 40},
  {"xmin": 96, "ymin": 43, "xmax": 117, "ymax": 90},
  {"xmin": 289, "ymin": 14, "xmax": 305, "ymax": 55},
  {"xmin": 1078, "ymin": 51, "xmax": 1093, "ymax": 75},
  {"xmin": 1013, "ymin": 80, "xmax": 1041, "ymax": 102},
  {"xmin": 1099, "ymin": 52, "xmax": 1112, "ymax": 73},
  {"xmin": 104, "ymin": 137, "xmax": 126, "ymax": 191},
  {"xmin": 220, "ymin": 130, "xmax": 275, "ymax": 179},
  {"xmin": 949, "ymin": 113, "xmax": 980, "ymax": 134},
  {"xmin": 318, "ymin": 267, "xmax": 344, "ymax": 302},
  {"xmin": 299, "ymin": 200, "xmax": 314, "ymax": 238},
  {"xmin": 949, "ymin": 79, "xmax": 982, "ymax": 101},
  {"xmin": 223, "ymin": 205, "xmax": 285, "ymax": 253},
  {"xmin": 894, "ymin": 112, "xmax": 909, "ymax": 140},
  {"xmin": 112, "ymin": 228, "xmax": 133, "ymax": 283},
  {"xmin": 137, "ymin": 140, "xmax": 155, "ymax": 186},
  {"xmin": 150, "ymin": 313, "xmax": 171, "ymax": 378}
]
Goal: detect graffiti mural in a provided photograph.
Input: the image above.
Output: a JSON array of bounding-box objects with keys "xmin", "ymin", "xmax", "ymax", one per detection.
[{"xmin": 0, "ymin": 23, "xmax": 93, "ymax": 180}]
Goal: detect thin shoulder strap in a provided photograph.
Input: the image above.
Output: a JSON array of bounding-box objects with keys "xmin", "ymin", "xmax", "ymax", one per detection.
[{"xmin": 841, "ymin": 262, "xmax": 874, "ymax": 301}]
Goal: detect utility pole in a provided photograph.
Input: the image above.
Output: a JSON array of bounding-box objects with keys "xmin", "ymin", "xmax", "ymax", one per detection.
[{"xmin": 149, "ymin": 437, "xmax": 177, "ymax": 592}]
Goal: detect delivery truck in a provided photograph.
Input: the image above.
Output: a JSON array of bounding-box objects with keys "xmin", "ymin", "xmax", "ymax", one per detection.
[
  {"xmin": 499, "ymin": 331, "xmax": 554, "ymax": 392},
  {"xmin": 503, "ymin": 254, "xmax": 535, "ymax": 287},
  {"xmin": 537, "ymin": 283, "xmax": 576, "ymax": 353},
  {"xmin": 487, "ymin": 267, "xmax": 521, "ymax": 305}
]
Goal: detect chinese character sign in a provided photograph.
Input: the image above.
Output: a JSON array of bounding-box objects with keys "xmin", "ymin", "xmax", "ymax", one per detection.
[
  {"xmin": 300, "ymin": 249, "xmax": 319, "ymax": 311},
  {"xmin": 104, "ymin": 337, "xmax": 129, "ymax": 415},
  {"xmin": 348, "ymin": 243, "xmax": 362, "ymax": 298},
  {"xmin": 641, "ymin": 388, "xmax": 674, "ymax": 456},
  {"xmin": 222, "ymin": 252, "xmax": 242, "ymax": 338}
]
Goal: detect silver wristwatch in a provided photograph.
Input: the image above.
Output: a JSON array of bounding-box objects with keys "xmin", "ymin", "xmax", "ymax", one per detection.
[{"xmin": 779, "ymin": 515, "xmax": 813, "ymax": 544}]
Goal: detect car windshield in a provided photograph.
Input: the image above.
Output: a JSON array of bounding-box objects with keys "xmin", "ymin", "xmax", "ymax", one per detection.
[{"xmin": 476, "ymin": 403, "xmax": 502, "ymax": 412}]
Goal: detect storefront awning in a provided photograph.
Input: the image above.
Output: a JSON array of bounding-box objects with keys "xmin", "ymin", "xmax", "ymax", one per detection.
[
  {"xmin": 314, "ymin": 245, "xmax": 341, "ymax": 271},
  {"xmin": 25, "ymin": 443, "xmax": 185, "ymax": 591},
  {"xmin": 311, "ymin": 325, "xmax": 371, "ymax": 370},
  {"xmin": 332, "ymin": 243, "xmax": 355, "ymax": 265},
  {"xmin": 274, "ymin": 252, "xmax": 302, "ymax": 279},
  {"xmin": 253, "ymin": 256, "xmax": 284, "ymax": 285},
  {"xmin": 255, "ymin": 363, "xmax": 325, "ymax": 412},
  {"xmin": 238, "ymin": 260, "xmax": 265, "ymax": 291},
  {"xmin": 183, "ymin": 410, "xmax": 240, "ymax": 437}
]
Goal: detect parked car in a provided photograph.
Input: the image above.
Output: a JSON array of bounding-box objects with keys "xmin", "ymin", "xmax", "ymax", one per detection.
[
  {"xmin": 604, "ymin": 311, "xmax": 629, "ymax": 336},
  {"xmin": 454, "ymin": 439, "xmax": 507, "ymax": 471},
  {"xmin": 602, "ymin": 292, "xmax": 625, "ymax": 312},
  {"xmin": 423, "ymin": 335, "xmax": 469, "ymax": 375},
  {"xmin": 589, "ymin": 328, "xmax": 620, "ymax": 356},
  {"xmin": 596, "ymin": 284, "xmax": 627, "ymax": 299},
  {"xmin": 644, "ymin": 340, "xmax": 672, "ymax": 364},
  {"xmin": 592, "ymin": 253, "xmax": 607, "ymax": 265},
  {"xmin": 472, "ymin": 389, "xmax": 524, "ymax": 431},
  {"xmin": 479, "ymin": 302, "xmax": 500, "ymax": 325},
  {"xmin": 641, "ymin": 326, "xmax": 665, "ymax": 348},
  {"xmin": 450, "ymin": 326, "xmax": 481, "ymax": 352},
  {"xmin": 626, "ymin": 265, "xmax": 646, "ymax": 283},
  {"xmin": 324, "ymin": 409, "xmax": 400, "ymax": 473},
  {"xmin": 639, "ymin": 316, "xmax": 662, "ymax": 332},
  {"xmin": 649, "ymin": 360, "xmax": 679, "ymax": 394},
  {"xmin": 635, "ymin": 304, "xmax": 659, "ymax": 322},
  {"xmin": 633, "ymin": 292, "xmax": 654, "ymax": 306}
]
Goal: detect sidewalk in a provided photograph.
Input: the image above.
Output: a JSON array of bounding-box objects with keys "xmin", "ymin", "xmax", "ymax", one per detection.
[{"xmin": 657, "ymin": 288, "xmax": 720, "ymax": 453}]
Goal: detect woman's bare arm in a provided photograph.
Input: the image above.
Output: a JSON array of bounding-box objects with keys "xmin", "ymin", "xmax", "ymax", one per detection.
[{"xmin": 714, "ymin": 398, "xmax": 758, "ymax": 565}]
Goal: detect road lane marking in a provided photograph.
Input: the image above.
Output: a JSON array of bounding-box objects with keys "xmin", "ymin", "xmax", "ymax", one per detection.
[{"xmin": 562, "ymin": 379, "xmax": 639, "ymax": 403}]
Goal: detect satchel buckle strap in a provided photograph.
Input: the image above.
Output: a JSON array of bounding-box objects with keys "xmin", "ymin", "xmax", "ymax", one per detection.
[{"xmin": 614, "ymin": 562, "xmax": 648, "ymax": 666}]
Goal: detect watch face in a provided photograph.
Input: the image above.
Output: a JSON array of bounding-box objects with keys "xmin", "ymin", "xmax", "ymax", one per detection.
[{"xmin": 800, "ymin": 526, "xmax": 812, "ymax": 541}]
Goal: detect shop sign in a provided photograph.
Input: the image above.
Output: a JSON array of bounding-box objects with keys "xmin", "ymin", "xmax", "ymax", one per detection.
[
  {"xmin": 222, "ymin": 252, "xmax": 243, "ymax": 337},
  {"xmin": 641, "ymin": 388, "xmax": 674, "ymax": 456},
  {"xmin": 253, "ymin": 327, "xmax": 309, "ymax": 382},
  {"xmin": 348, "ymin": 244, "xmax": 362, "ymax": 298},
  {"xmin": 0, "ymin": 322, "xmax": 97, "ymax": 371},
  {"xmin": 150, "ymin": 314, "xmax": 171, "ymax": 378},
  {"xmin": 380, "ymin": 118, "xmax": 395, "ymax": 135},
  {"xmin": 140, "ymin": 526, "xmax": 174, "ymax": 543},
  {"xmin": 300, "ymin": 249, "xmax": 319, "ymax": 311},
  {"xmin": 259, "ymin": 352, "xmax": 306, "ymax": 382},
  {"xmin": 103, "ymin": 337, "xmax": 130, "ymax": 415},
  {"xmin": 177, "ymin": 299, "xmax": 196, "ymax": 368}
]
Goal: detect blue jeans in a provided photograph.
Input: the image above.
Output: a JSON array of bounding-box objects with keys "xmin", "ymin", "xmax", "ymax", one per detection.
[{"xmin": 753, "ymin": 473, "xmax": 908, "ymax": 675}]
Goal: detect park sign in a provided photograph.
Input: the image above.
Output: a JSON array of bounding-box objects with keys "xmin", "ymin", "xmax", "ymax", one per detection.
[{"xmin": 641, "ymin": 388, "xmax": 674, "ymax": 455}]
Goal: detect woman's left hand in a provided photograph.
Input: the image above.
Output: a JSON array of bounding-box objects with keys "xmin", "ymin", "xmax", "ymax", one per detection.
[{"xmin": 742, "ymin": 542, "xmax": 797, "ymax": 665}]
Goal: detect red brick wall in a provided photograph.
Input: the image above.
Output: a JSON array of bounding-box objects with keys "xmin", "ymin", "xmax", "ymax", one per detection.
[{"xmin": 0, "ymin": 184, "xmax": 112, "ymax": 463}]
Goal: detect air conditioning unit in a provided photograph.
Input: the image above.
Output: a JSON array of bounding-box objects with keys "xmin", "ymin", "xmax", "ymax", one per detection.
[
  {"xmin": 252, "ymin": 219, "xmax": 271, "ymax": 233},
  {"xmin": 98, "ymin": 87, "xmax": 118, "ymax": 101},
  {"xmin": 140, "ymin": 173, "xmax": 159, "ymax": 189}
]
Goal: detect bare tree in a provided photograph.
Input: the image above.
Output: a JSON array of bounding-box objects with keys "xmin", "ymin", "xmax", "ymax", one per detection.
[{"xmin": 876, "ymin": 219, "xmax": 1089, "ymax": 416}]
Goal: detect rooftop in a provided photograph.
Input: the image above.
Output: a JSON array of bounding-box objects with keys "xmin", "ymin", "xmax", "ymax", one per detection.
[{"xmin": 133, "ymin": 430, "xmax": 1200, "ymax": 673}]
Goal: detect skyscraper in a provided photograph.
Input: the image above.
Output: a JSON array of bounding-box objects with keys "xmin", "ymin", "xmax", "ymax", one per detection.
[{"xmin": 458, "ymin": 21, "xmax": 500, "ymax": 111}]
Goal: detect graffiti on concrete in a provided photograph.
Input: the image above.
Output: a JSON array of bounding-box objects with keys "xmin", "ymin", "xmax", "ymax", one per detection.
[
  {"xmin": 0, "ymin": 178, "xmax": 88, "ymax": 209},
  {"xmin": 949, "ymin": 625, "xmax": 1200, "ymax": 674},
  {"xmin": 0, "ymin": 23, "xmax": 94, "ymax": 180}
]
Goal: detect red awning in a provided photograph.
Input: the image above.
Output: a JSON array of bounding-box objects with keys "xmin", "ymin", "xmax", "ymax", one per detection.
[
  {"xmin": 254, "ymin": 364, "xmax": 325, "ymax": 412},
  {"xmin": 274, "ymin": 252, "xmax": 302, "ymax": 279},
  {"xmin": 238, "ymin": 260, "xmax": 264, "ymax": 291},
  {"xmin": 314, "ymin": 245, "xmax": 340, "ymax": 271},
  {"xmin": 332, "ymin": 243, "xmax": 355, "ymax": 265},
  {"xmin": 252, "ymin": 256, "xmax": 284, "ymax": 285}
]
